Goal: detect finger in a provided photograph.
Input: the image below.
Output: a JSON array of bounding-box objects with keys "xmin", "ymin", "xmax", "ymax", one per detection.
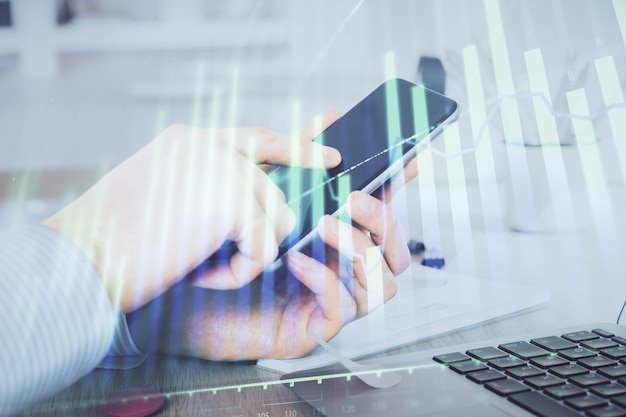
[
  {"xmin": 346, "ymin": 191, "xmax": 411, "ymax": 275},
  {"xmin": 165, "ymin": 123, "xmax": 340, "ymax": 169},
  {"xmin": 191, "ymin": 220, "xmax": 278, "ymax": 289},
  {"xmin": 293, "ymin": 110, "xmax": 342, "ymax": 168},
  {"xmin": 376, "ymin": 156, "xmax": 420, "ymax": 202},
  {"xmin": 317, "ymin": 215, "xmax": 398, "ymax": 314},
  {"xmin": 297, "ymin": 110, "xmax": 341, "ymax": 142},
  {"xmin": 221, "ymin": 115, "xmax": 341, "ymax": 168},
  {"xmin": 286, "ymin": 250, "xmax": 356, "ymax": 330},
  {"xmin": 191, "ymin": 154, "xmax": 296, "ymax": 289},
  {"xmin": 191, "ymin": 193, "xmax": 282, "ymax": 289}
]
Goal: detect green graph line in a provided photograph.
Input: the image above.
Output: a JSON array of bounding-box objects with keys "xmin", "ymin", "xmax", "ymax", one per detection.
[{"xmin": 31, "ymin": 362, "xmax": 441, "ymax": 412}]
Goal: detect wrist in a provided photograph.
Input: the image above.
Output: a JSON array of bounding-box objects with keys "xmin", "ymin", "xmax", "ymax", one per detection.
[
  {"xmin": 42, "ymin": 213, "xmax": 104, "ymax": 273},
  {"xmin": 42, "ymin": 211, "xmax": 126, "ymax": 309},
  {"xmin": 125, "ymin": 284, "xmax": 190, "ymax": 356}
]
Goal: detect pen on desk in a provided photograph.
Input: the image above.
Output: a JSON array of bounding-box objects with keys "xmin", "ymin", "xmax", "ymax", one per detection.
[
  {"xmin": 407, "ymin": 239, "xmax": 426, "ymax": 255},
  {"xmin": 407, "ymin": 239, "xmax": 445, "ymax": 269}
]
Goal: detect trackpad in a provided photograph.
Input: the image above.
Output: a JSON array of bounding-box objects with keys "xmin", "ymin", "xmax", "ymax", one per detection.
[{"xmin": 281, "ymin": 361, "xmax": 515, "ymax": 417}]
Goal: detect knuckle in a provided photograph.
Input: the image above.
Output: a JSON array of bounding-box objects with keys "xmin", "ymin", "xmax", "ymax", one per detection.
[{"xmin": 254, "ymin": 127, "xmax": 278, "ymax": 158}]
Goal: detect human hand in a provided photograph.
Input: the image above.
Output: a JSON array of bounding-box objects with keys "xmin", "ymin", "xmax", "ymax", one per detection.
[
  {"xmin": 127, "ymin": 190, "xmax": 411, "ymax": 360},
  {"xmin": 43, "ymin": 114, "xmax": 341, "ymax": 313},
  {"xmin": 311, "ymin": 190, "xmax": 411, "ymax": 317}
]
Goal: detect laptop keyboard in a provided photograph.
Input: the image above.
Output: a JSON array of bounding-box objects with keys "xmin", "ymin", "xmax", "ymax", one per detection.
[{"xmin": 433, "ymin": 329, "xmax": 626, "ymax": 417}]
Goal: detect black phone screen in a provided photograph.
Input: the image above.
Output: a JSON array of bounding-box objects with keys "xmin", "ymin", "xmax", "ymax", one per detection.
[{"xmin": 270, "ymin": 78, "xmax": 458, "ymax": 257}]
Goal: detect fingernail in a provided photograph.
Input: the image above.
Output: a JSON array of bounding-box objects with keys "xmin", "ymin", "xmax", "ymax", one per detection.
[
  {"xmin": 323, "ymin": 146, "xmax": 341, "ymax": 165},
  {"xmin": 354, "ymin": 192, "xmax": 375, "ymax": 215},
  {"xmin": 287, "ymin": 250, "xmax": 311, "ymax": 271},
  {"xmin": 317, "ymin": 215, "xmax": 337, "ymax": 239}
]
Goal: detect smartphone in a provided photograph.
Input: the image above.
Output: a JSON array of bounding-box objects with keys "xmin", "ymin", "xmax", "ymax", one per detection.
[{"xmin": 270, "ymin": 78, "xmax": 459, "ymax": 263}]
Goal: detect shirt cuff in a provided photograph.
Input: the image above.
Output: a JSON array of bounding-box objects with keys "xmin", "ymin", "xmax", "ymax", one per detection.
[
  {"xmin": 97, "ymin": 314, "xmax": 148, "ymax": 370},
  {"xmin": 0, "ymin": 224, "xmax": 116, "ymax": 416}
]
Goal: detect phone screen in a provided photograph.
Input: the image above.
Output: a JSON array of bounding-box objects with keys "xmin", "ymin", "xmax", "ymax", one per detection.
[{"xmin": 270, "ymin": 78, "xmax": 458, "ymax": 258}]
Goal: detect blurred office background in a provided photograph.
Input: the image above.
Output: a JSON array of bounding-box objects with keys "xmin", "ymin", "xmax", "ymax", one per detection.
[
  {"xmin": 1, "ymin": 0, "xmax": 462, "ymax": 173},
  {"xmin": 0, "ymin": 1, "xmax": 625, "ymax": 266}
]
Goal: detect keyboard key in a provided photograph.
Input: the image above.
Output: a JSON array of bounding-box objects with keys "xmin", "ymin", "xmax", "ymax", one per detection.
[
  {"xmin": 545, "ymin": 383, "xmax": 586, "ymax": 400},
  {"xmin": 583, "ymin": 339, "xmax": 620, "ymax": 351},
  {"xmin": 614, "ymin": 394, "xmax": 626, "ymax": 407},
  {"xmin": 466, "ymin": 347, "xmax": 508, "ymax": 361},
  {"xmin": 562, "ymin": 331, "xmax": 599, "ymax": 343},
  {"xmin": 435, "ymin": 329, "xmax": 626, "ymax": 417},
  {"xmin": 579, "ymin": 356, "xmax": 619, "ymax": 370},
  {"xmin": 509, "ymin": 391, "xmax": 581, "ymax": 417},
  {"xmin": 499, "ymin": 341, "xmax": 551, "ymax": 360},
  {"xmin": 488, "ymin": 356, "xmax": 526, "ymax": 371},
  {"xmin": 525, "ymin": 374, "xmax": 566, "ymax": 389},
  {"xmin": 590, "ymin": 383, "xmax": 626, "ymax": 398},
  {"xmin": 532, "ymin": 336, "xmax": 577, "ymax": 352},
  {"xmin": 550, "ymin": 363, "xmax": 589, "ymax": 378},
  {"xmin": 586, "ymin": 404, "xmax": 626, "ymax": 417},
  {"xmin": 559, "ymin": 347, "xmax": 598, "ymax": 360},
  {"xmin": 485, "ymin": 379, "xmax": 531, "ymax": 396},
  {"xmin": 531, "ymin": 355, "xmax": 570, "ymax": 368},
  {"xmin": 506, "ymin": 365, "xmax": 545, "ymax": 379},
  {"xmin": 449, "ymin": 360, "xmax": 488, "ymax": 375},
  {"xmin": 433, "ymin": 352, "xmax": 471, "ymax": 364},
  {"xmin": 565, "ymin": 394, "xmax": 607, "ymax": 410},
  {"xmin": 602, "ymin": 347, "xmax": 626, "ymax": 360},
  {"xmin": 614, "ymin": 337, "xmax": 626, "ymax": 346},
  {"xmin": 593, "ymin": 329, "xmax": 616, "ymax": 338},
  {"xmin": 466, "ymin": 369, "xmax": 507, "ymax": 384},
  {"xmin": 598, "ymin": 365, "xmax": 626, "ymax": 379},
  {"xmin": 570, "ymin": 373, "xmax": 611, "ymax": 387}
]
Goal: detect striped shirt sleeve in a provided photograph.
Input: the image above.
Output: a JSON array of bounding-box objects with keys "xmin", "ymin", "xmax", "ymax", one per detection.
[
  {"xmin": 0, "ymin": 224, "xmax": 116, "ymax": 417},
  {"xmin": 97, "ymin": 313, "xmax": 148, "ymax": 370}
]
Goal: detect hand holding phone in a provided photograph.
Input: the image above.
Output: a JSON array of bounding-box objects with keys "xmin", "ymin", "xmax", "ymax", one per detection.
[
  {"xmin": 270, "ymin": 78, "xmax": 459, "ymax": 262},
  {"xmin": 203, "ymin": 78, "xmax": 458, "ymax": 274}
]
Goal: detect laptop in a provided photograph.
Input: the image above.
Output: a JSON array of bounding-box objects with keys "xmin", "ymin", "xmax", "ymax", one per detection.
[{"xmin": 282, "ymin": 303, "xmax": 626, "ymax": 417}]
